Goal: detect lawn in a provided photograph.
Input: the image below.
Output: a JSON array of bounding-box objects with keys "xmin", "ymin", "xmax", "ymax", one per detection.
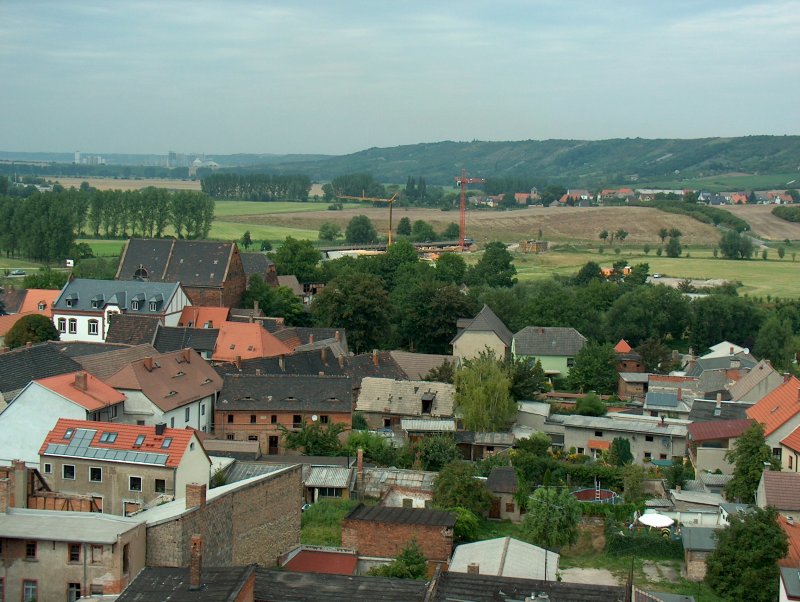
[
  {"xmin": 300, "ymin": 498, "xmax": 360, "ymax": 547},
  {"xmin": 76, "ymin": 239, "xmax": 126, "ymax": 258},
  {"xmin": 636, "ymin": 172, "xmax": 799, "ymax": 192},
  {"xmin": 209, "ymin": 221, "xmax": 320, "ymax": 243}
]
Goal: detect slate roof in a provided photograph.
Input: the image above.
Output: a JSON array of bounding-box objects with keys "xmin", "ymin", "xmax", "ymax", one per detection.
[
  {"xmin": 684, "ymin": 353, "xmax": 758, "ymax": 377},
  {"xmin": 433, "ymin": 572, "xmax": 625, "ymax": 602},
  {"xmin": 452, "ymin": 304, "xmax": 513, "ymax": 346},
  {"xmin": 760, "ymin": 471, "xmax": 800, "ymax": 511},
  {"xmin": 728, "ymin": 359, "xmax": 779, "ymax": 401},
  {"xmin": 389, "ymin": 350, "xmax": 456, "ymax": 380},
  {"xmin": 687, "ymin": 419, "xmax": 752, "ymax": 442},
  {"xmin": 0, "ymin": 287, "xmax": 26, "ymax": 313},
  {"xmin": 0, "ymin": 343, "xmax": 81, "ymax": 401},
  {"xmin": 240, "ymin": 251, "xmax": 276, "ymax": 283},
  {"xmin": 486, "ymin": 466, "xmax": 517, "ymax": 493},
  {"xmin": 513, "ymin": 326, "xmax": 587, "ymax": 357},
  {"xmin": 356, "ymin": 377, "xmax": 455, "ymax": 417},
  {"xmin": 747, "ymin": 376, "xmax": 800, "ymax": 435},
  {"xmin": 74, "ymin": 344, "xmax": 159, "ymax": 381},
  {"xmin": 780, "ymin": 567, "xmax": 800, "ymax": 597},
  {"xmin": 117, "ymin": 566, "xmax": 256, "ymax": 602},
  {"xmin": 688, "ymin": 400, "xmax": 750, "ymax": 422},
  {"xmin": 153, "ymin": 324, "xmax": 219, "ymax": 354},
  {"xmin": 46, "ymin": 340, "xmax": 131, "ymax": 358},
  {"xmin": 218, "ymin": 374, "xmax": 353, "ymax": 412},
  {"xmin": 117, "ymin": 238, "xmax": 237, "ymax": 288},
  {"xmin": 52, "ymin": 278, "xmax": 181, "ymax": 315},
  {"xmin": 254, "ymin": 568, "xmax": 428, "ymax": 602},
  {"xmin": 105, "ymin": 313, "xmax": 161, "ymax": 345},
  {"xmin": 681, "ymin": 527, "xmax": 720, "ymax": 552},
  {"xmin": 345, "ymin": 503, "xmax": 455, "ymax": 527}
]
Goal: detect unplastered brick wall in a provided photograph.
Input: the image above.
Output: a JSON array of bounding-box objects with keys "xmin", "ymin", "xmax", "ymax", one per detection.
[
  {"xmin": 341, "ymin": 520, "xmax": 452, "ymax": 562},
  {"xmin": 146, "ymin": 465, "xmax": 301, "ymax": 567}
]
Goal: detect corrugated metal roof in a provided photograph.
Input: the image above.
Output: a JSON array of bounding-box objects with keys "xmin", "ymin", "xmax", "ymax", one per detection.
[
  {"xmin": 400, "ymin": 419, "xmax": 456, "ymax": 432},
  {"xmin": 305, "ymin": 466, "xmax": 354, "ymax": 489}
]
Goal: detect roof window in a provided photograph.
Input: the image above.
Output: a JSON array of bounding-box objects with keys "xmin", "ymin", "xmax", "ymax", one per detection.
[
  {"xmin": 133, "ymin": 434, "xmax": 145, "ymax": 448},
  {"xmin": 165, "ymin": 390, "xmax": 178, "ymax": 397},
  {"xmin": 161, "ymin": 438, "xmax": 172, "ymax": 449},
  {"xmin": 64, "ymin": 428, "xmax": 74, "ymax": 440},
  {"xmin": 99, "ymin": 432, "xmax": 117, "ymax": 443}
]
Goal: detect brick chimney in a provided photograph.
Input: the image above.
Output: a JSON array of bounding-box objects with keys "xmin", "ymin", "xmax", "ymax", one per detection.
[
  {"xmin": 189, "ymin": 534, "xmax": 203, "ymax": 590},
  {"xmin": 186, "ymin": 483, "xmax": 207, "ymax": 509},
  {"xmin": 467, "ymin": 563, "xmax": 480, "ymax": 574},
  {"xmin": 143, "ymin": 357, "xmax": 154, "ymax": 371},
  {"xmin": 309, "ymin": 333, "xmax": 315, "ymax": 345},
  {"xmin": 182, "ymin": 348, "xmax": 191, "ymax": 363},
  {"xmin": 26, "ymin": 341, "xmax": 33, "ymax": 348},
  {"xmin": 372, "ymin": 349, "xmax": 379, "ymax": 367},
  {"xmin": 255, "ymin": 368, "xmax": 261, "ymax": 376},
  {"xmin": 74, "ymin": 371, "xmax": 88, "ymax": 391},
  {"xmin": 335, "ymin": 330, "xmax": 341, "ymax": 342},
  {"xmin": 234, "ymin": 355, "xmax": 241, "ymax": 369},
  {"xmin": 677, "ymin": 387, "xmax": 682, "ymax": 401}
]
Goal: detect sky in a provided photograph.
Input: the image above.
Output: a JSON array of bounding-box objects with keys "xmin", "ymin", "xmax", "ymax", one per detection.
[{"xmin": 1, "ymin": 0, "xmax": 799, "ymax": 156}]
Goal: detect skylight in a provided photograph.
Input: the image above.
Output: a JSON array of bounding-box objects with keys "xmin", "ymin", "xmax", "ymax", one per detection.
[
  {"xmin": 99, "ymin": 432, "xmax": 117, "ymax": 443},
  {"xmin": 133, "ymin": 434, "xmax": 145, "ymax": 448},
  {"xmin": 64, "ymin": 428, "xmax": 74, "ymax": 440},
  {"xmin": 161, "ymin": 438, "xmax": 172, "ymax": 449}
]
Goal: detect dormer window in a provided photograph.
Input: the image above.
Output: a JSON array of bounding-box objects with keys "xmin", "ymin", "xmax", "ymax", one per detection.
[
  {"xmin": 134, "ymin": 265, "xmax": 148, "ymax": 279},
  {"xmin": 149, "ymin": 301, "xmax": 157, "ymax": 311},
  {"xmin": 131, "ymin": 300, "xmax": 140, "ymax": 310},
  {"xmin": 38, "ymin": 302, "xmax": 46, "ymax": 311},
  {"xmin": 165, "ymin": 390, "xmax": 177, "ymax": 397},
  {"xmin": 66, "ymin": 299, "xmax": 74, "ymax": 307}
]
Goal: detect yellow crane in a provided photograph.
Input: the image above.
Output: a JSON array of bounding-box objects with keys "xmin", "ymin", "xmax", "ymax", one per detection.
[{"xmin": 335, "ymin": 192, "xmax": 399, "ymax": 245}]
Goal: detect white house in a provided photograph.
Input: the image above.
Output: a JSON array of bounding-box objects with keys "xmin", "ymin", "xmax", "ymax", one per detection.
[{"xmin": 51, "ymin": 279, "xmax": 190, "ymax": 343}]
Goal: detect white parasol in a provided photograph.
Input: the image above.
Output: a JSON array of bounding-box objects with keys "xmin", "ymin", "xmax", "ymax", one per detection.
[{"xmin": 637, "ymin": 513, "xmax": 674, "ymax": 529}]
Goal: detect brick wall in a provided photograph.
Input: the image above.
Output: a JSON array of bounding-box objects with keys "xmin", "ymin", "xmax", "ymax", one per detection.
[
  {"xmin": 685, "ymin": 549, "xmax": 710, "ymax": 581},
  {"xmin": 341, "ymin": 519, "xmax": 453, "ymax": 562},
  {"xmin": 146, "ymin": 464, "xmax": 301, "ymax": 568}
]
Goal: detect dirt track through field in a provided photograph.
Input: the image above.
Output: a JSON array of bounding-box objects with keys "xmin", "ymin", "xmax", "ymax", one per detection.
[{"xmin": 722, "ymin": 204, "xmax": 800, "ymax": 241}]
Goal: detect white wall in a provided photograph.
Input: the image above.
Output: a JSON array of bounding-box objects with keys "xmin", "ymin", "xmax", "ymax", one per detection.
[
  {"xmin": 53, "ymin": 311, "xmax": 107, "ymax": 343},
  {"xmin": 164, "ymin": 287, "xmax": 191, "ymax": 326},
  {"xmin": 175, "ymin": 433, "xmax": 211, "ymax": 497},
  {"xmin": 119, "ymin": 390, "xmax": 214, "ymax": 433}
]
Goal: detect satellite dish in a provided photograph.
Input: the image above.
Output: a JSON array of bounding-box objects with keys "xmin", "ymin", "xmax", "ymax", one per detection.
[{"xmin": 311, "ymin": 415, "xmax": 318, "ymax": 422}]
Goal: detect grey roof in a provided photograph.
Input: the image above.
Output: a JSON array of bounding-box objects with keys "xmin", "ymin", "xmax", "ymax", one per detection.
[
  {"xmin": 52, "ymin": 278, "xmax": 181, "ymax": 314},
  {"xmin": 117, "ymin": 566, "xmax": 256, "ymax": 602},
  {"xmin": 152, "ymin": 324, "xmax": 219, "ymax": 354},
  {"xmin": 513, "ymin": 326, "xmax": 587, "ymax": 357},
  {"xmin": 356, "ymin": 377, "xmax": 455, "ymax": 417},
  {"xmin": 728, "ymin": 359, "xmax": 779, "ymax": 400},
  {"xmin": 452, "ymin": 304, "xmax": 513, "ymax": 346},
  {"xmin": 688, "ymin": 400, "xmax": 750, "ymax": 422},
  {"xmin": 449, "ymin": 537, "xmax": 558, "ymax": 581},
  {"xmin": 684, "ymin": 353, "xmax": 758, "ymax": 377},
  {"xmin": 254, "ymin": 568, "xmax": 428, "ymax": 601},
  {"xmin": 74, "ymin": 343, "xmax": 159, "ymax": 381},
  {"xmin": 719, "ymin": 502, "xmax": 753, "ymax": 516},
  {"xmin": 0, "ymin": 343, "xmax": 81, "ymax": 399},
  {"xmin": 222, "ymin": 460, "xmax": 291, "ymax": 483},
  {"xmin": 433, "ymin": 572, "xmax": 625, "ymax": 602},
  {"xmin": 697, "ymin": 472, "xmax": 732, "ymax": 487},
  {"xmin": 362, "ymin": 467, "xmax": 437, "ymax": 498},
  {"xmin": 240, "ymin": 252, "xmax": 275, "ymax": 280},
  {"xmin": 781, "ymin": 567, "xmax": 800, "ymax": 599},
  {"xmin": 305, "ymin": 466, "xmax": 354, "ymax": 489},
  {"xmin": 46, "ymin": 340, "xmax": 131, "ymax": 358},
  {"xmin": 43, "ymin": 427, "xmax": 170, "ymax": 466},
  {"xmin": 218, "ymin": 374, "xmax": 353, "ymax": 412},
  {"xmin": 556, "ymin": 414, "xmax": 687, "ymax": 437},
  {"xmin": 486, "ymin": 467, "xmax": 517, "ymax": 493},
  {"xmin": 345, "ymin": 503, "xmax": 455, "ymax": 527},
  {"xmin": 681, "ymin": 527, "xmax": 720, "ymax": 551},
  {"xmin": 0, "ymin": 508, "xmax": 142, "ymax": 543},
  {"xmin": 389, "ymin": 351, "xmax": 457, "ymax": 381},
  {"xmin": 401, "ymin": 418, "xmax": 456, "ymax": 432},
  {"xmin": 619, "ymin": 372, "xmax": 650, "ymax": 383},
  {"xmin": 696, "ymin": 369, "xmax": 733, "ymax": 398},
  {"xmin": 105, "ymin": 313, "xmax": 161, "ymax": 345},
  {"xmin": 645, "ymin": 391, "xmax": 680, "ymax": 408},
  {"xmin": 518, "ymin": 401, "xmax": 551, "ymax": 417}
]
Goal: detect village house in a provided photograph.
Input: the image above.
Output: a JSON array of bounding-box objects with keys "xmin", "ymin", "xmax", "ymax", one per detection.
[
  {"xmin": 511, "ymin": 326, "xmax": 587, "ymax": 378},
  {"xmin": 782, "ymin": 426, "xmax": 800, "ymax": 472},
  {"xmin": 486, "ymin": 467, "xmax": 522, "ymax": 522},
  {"xmin": 451, "ymin": 304, "xmax": 513, "ymax": 360},
  {"xmin": 51, "ymin": 278, "xmax": 190, "ymax": 343},
  {"xmin": 116, "ymin": 238, "xmax": 247, "ymax": 307},
  {"xmin": 681, "ymin": 526, "xmax": 720, "ymax": 581},
  {"xmin": 105, "ymin": 348, "xmax": 223, "ymax": 432},
  {"xmin": 756, "ymin": 470, "xmax": 800, "ymax": 517},
  {"xmin": 687, "ymin": 418, "xmax": 752, "ymax": 475},
  {"xmin": 241, "ymin": 251, "xmax": 278, "ymax": 287},
  {"xmin": 104, "ymin": 313, "xmax": 163, "ymax": 346},
  {"xmin": 614, "ymin": 339, "xmax": 644, "ymax": 372},
  {"xmin": 727, "ymin": 359, "xmax": 783, "ymax": 402},
  {"xmin": 0, "ymin": 508, "xmax": 146, "ymax": 601},
  {"xmin": 39, "ymin": 418, "xmax": 210, "ymax": 516},
  {"xmin": 215, "ymin": 374, "xmax": 353, "ymax": 455},
  {"xmin": 0, "ymin": 288, "xmax": 60, "ymax": 346},
  {"xmin": 211, "ymin": 321, "xmax": 294, "ymax": 363},
  {"xmin": 0, "ymin": 371, "xmax": 125, "ymax": 466},
  {"xmin": 618, "ymin": 372, "xmax": 649, "ymax": 400},
  {"xmin": 355, "ymin": 376, "xmax": 455, "ymax": 430},
  {"xmin": 747, "ymin": 375, "xmax": 800, "ymax": 462},
  {"xmin": 0, "ymin": 344, "xmax": 83, "ymax": 407}
]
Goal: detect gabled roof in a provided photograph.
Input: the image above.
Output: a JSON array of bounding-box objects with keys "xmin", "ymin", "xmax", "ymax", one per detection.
[
  {"xmin": 153, "ymin": 324, "xmax": 219, "ymax": 354},
  {"xmin": 218, "ymin": 373, "xmax": 352, "ymax": 412},
  {"xmin": 277, "ymin": 275, "xmax": 304, "ymax": 295},
  {"xmin": 212, "ymin": 321, "xmax": 293, "ymax": 362},
  {"xmin": 0, "ymin": 508, "xmax": 143, "ymax": 544},
  {"xmin": 105, "ymin": 348, "xmax": 223, "ymax": 412},
  {"xmin": 117, "ymin": 566, "xmax": 256, "ymax": 602},
  {"xmin": 18, "ymin": 288, "xmax": 61, "ymax": 316},
  {"xmin": 40, "ymin": 418, "xmax": 198, "ymax": 468},
  {"xmin": 779, "ymin": 516, "xmax": 800, "ymax": 568},
  {"xmin": 0, "ymin": 287, "xmax": 27, "ymax": 314},
  {"xmin": 345, "ymin": 503, "xmax": 455, "ymax": 527},
  {"xmin": 450, "ymin": 537, "xmax": 558, "ymax": 581},
  {"xmin": 74, "ymin": 343, "xmax": 159, "ymax": 381},
  {"xmin": 614, "ymin": 339, "xmax": 632, "ymax": 353},
  {"xmin": 105, "ymin": 313, "xmax": 162, "ymax": 345},
  {"xmin": 52, "ymin": 278, "xmax": 181, "ymax": 315},
  {"xmin": 681, "ymin": 526, "xmax": 720, "ymax": 551},
  {"xmin": 178, "ymin": 306, "xmax": 229, "ymax": 329},
  {"xmin": 687, "ymin": 419, "xmax": 752, "ymax": 443},
  {"xmin": 513, "ymin": 326, "xmax": 587, "ymax": 357},
  {"xmin": 453, "ymin": 305, "xmax": 512, "ymax": 347},
  {"xmin": 117, "ymin": 238, "xmax": 239, "ymax": 288},
  {"xmin": 684, "ymin": 353, "xmax": 758, "ymax": 377},
  {"xmin": 35, "ymin": 371, "xmax": 125, "ymax": 411},
  {"xmin": 746, "ymin": 376, "xmax": 800, "ymax": 435},
  {"xmin": 782, "ymin": 425, "xmax": 800, "ymax": 454},
  {"xmin": 356, "ymin": 377, "xmax": 455, "ymax": 417},
  {"xmin": 240, "ymin": 251, "xmax": 276, "ymax": 282},
  {"xmin": 0, "ymin": 343, "xmax": 82, "ymax": 400},
  {"xmin": 728, "ymin": 359, "xmax": 780, "ymax": 401},
  {"xmin": 305, "ymin": 466, "xmax": 354, "ymax": 489},
  {"xmin": 486, "ymin": 467, "xmax": 517, "ymax": 493},
  {"xmin": 702, "ymin": 341, "xmax": 746, "ymax": 359},
  {"xmin": 254, "ymin": 568, "xmax": 428, "ymax": 601},
  {"xmin": 389, "ymin": 351, "xmax": 456, "ymax": 381},
  {"xmin": 760, "ymin": 471, "xmax": 800, "ymax": 511}
]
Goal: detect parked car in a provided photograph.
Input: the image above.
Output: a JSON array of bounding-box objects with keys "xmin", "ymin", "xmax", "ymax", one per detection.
[{"xmin": 9, "ymin": 269, "xmax": 26, "ymax": 276}]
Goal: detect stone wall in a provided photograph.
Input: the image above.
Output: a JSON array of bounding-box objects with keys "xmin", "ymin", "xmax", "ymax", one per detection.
[{"xmin": 341, "ymin": 519, "xmax": 452, "ymax": 562}]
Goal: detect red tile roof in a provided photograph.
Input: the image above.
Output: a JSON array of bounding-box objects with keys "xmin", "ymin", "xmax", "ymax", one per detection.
[
  {"xmin": 178, "ymin": 306, "xmax": 230, "ymax": 329},
  {"xmin": 688, "ymin": 419, "xmax": 752, "ymax": 442},
  {"xmin": 779, "ymin": 514, "xmax": 800, "ymax": 567},
  {"xmin": 761, "ymin": 471, "xmax": 800, "ymax": 511},
  {"xmin": 614, "ymin": 339, "xmax": 632, "ymax": 353},
  {"xmin": 782, "ymin": 426, "xmax": 800, "ymax": 454},
  {"xmin": 588, "ymin": 439, "xmax": 611, "ymax": 450},
  {"xmin": 747, "ymin": 376, "xmax": 800, "ymax": 435},
  {"xmin": 19, "ymin": 289, "xmax": 61, "ymax": 317},
  {"xmin": 649, "ymin": 375, "xmax": 696, "ymax": 383},
  {"xmin": 35, "ymin": 371, "xmax": 125, "ymax": 411},
  {"xmin": 39, "ymin": 418, "xmax": 197, "ymax": 468},
  {"xmin": 283, "ymin": 549, "xmax": 358, "ymax": 575},
  {"xmin": 212, "ymin": 321, "xmax": 293, "ymax": 362}
]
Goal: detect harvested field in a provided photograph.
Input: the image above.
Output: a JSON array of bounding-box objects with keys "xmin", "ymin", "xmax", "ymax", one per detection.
[
  {"xmin": 722, "ymin": 204, "xmax": 800, "ymax": 241},
  {"xmin": 44, "ymin": 176, "xmax": 202, "ymax": 191}
]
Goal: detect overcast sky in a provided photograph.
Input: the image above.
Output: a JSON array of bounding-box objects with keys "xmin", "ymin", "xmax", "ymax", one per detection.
[{"xmin": 1, "ymin": 0, "xmax": 799, "ymax": 156}]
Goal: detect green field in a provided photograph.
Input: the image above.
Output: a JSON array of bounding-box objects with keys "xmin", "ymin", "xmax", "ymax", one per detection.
[
  {"xmin": 212, "ymin": 200, "xmax": 359, "ymax": 217},
  {"xmin": 638, "ymin": 172, "xmax": 799, "ymax": 192}
]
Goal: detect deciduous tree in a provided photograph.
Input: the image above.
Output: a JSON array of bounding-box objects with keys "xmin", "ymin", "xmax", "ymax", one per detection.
[
  {"xmin": 754, "ymin": 314, "xmax": 795, "ymax": 371},
  {"xmin": 345, "ymin": 215, "xmax": 378, "ymax": 244},
  {"xmin": 433, "ymin": 461, "xmax": 493, "ymax": 515},
  {"xmin": 520, "ymin": 487, "xmax": 582, "ymax": 550},
  {"xmin": 468, "ymin": 241, "xmax": 517, "ymax": 287},
  {"xmin": 568, "ymin": 342, "xmax": 618, "ymax": 394},
  {"xmin": 724, "ymin": 422, "xmax": 773, "ymax": 503},
  {"xmin": 455, "ymin": 350, "xmax": 515, "ymax": 431},
  {"xmin": 5, "ymin": 314, "xmax": 60, "ymax": 348}
]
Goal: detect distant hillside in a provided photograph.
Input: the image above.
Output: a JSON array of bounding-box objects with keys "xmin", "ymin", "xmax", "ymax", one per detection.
[{"xmin": 248, "ymin": 136, "xmax": 800, "ymax": 186}]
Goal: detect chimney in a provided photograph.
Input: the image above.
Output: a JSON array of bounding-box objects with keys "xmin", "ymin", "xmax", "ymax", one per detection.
[
  {"xmin": 182, "ymin": 348, "xmax": 191, "ymax": 363},
  {"xmin": 467, "ymin": 563, "xmax": 480, "ymax": 575},
  {"xmin": 255, "ymin": 368, "xmax": 261, "ymax": 376},
  {"xmin": 676, "ymin": 485, "xmax": 682, "ymax": 493},
  {"xmin": 677, "ymin": 387, "xmax": 682, "ymax": 401},
  {"xmin": 357, "ymin": 448, "xmax": 364, "ymax": 500},
  {"xmin": 716, "ymin": 393, "xmax": 722, "ymax": 408},
  {"xmin": 338, "ymin": 354, "xmax": 344, "ymax": 369},
  {"xmin": 189, "ymin": 534, "xmax": 203, "ymax": 590},
  {"xmin": 372, "ymin": 349, "xmax": 379, "ymax": 367},
  {"xmin": 186, "ymin": 483, "xmax": 207, "ymax": 509},
  {"xmin": 74, "ymin": 371, "xmax": 88, "ymax": 391},
  {"xmin": 335, "ymin": 330, "xmax": 341, "ymax": 342},
  {"xmin": 155, "ymin": 422, "xmax": 167, "ymax": 436},
  {"xmin": 143, "ymin": 357, "xmax": 154, "ymax": 371},
  {"xmin": 730, "ymin": 346, "xmax": 734, "ymax": 355},
  {"xmin": 788, "ymin": 516, "xmax": 795, "ymax": 525},
  {"xmin": 671, "ymin": 349, "xmax": 680, "ymax": 362},
  {"xmin": 309, "ymin": 333, "xmax": 315, "ymax": 345},
  {"xmin": 26, "ymin": 341, "xmax": 32, "ymax": 348},
  {"xmin": 279, "ymin": 354, "xmax": 285, "ymax": 372},
  {"xmin": 321, "ymin": 347, "xmax": 327, "ymax": 362}
]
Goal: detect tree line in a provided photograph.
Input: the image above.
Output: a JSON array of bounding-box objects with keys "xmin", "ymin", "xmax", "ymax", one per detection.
[{"xmin": 200, "ymin": 173, "xmax": 310, "ymax": 201}]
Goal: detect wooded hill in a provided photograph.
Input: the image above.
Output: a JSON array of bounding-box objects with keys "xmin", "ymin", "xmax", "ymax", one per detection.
[{"xmin": 234, "ymin": 136, "xmax": 800, "ymax": 186}]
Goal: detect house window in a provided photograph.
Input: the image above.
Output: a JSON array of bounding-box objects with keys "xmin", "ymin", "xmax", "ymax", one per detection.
[
  {"xmin": 90, "ymin": 467, "xmax": 102, "ymax": 482},
  {"xmin": 43, "ymin": 463, "xmax": 52, "ymax": 474},
  {"xmin": 644, "ymin": 452, "xmax": 652, "ymax": 460},
  {"xmin": 161, "ymin": 438, "xmax": 172, "ymax": 449},
  {"xmin": 23, "ymin": 581, "xmax": 37, "ymax": 601},
  {"xmin": 63, "ymin": 464, "xmax": 76, "ymax": 480},
  {"xmin": 68, "ymin": 543, "xmax": 81, "ymax": 562},
  {"xmin": 320, "ymin": 415, "xmax": 329, "ymax": 424},
  {"xmin": 170, "ymin": 417, "xmax": 175, "ymax": 428},
  {"xmin": 660, "ymin": 454, "xmax": 667, "ymax": 460},
  {"xmin": 271, "ymin": 415, "xmax": 277, "ymax": 424},
  {"xmin": 201, "ymin": 404, "xmax": 206, "ymax": 416},
  {"xmin": 25, "ymin": 541, "xmax": 37, "ymax": 560},
  {"xmin": 68, "ymin": 582, "xmax": 81, "ymax": 602},
  {"xmin": 155, "ymin": 479, "xmax": 166, "ymax": 494},
  {"xmin": 250, "ymin": 414, "xmax": 257, "ymax": 424},
  {"xmin": 505, "ymin": 502, "xmax": 515, "ymax": 513},
  {"xmin": 773, "ymin": 448, "xmax": 783, "ymax": 460},
  {"xmin": 91, "ymin": 545, "xmax": 103, "ymax": 563},
  {"xmin": 577, "ymin": 447, "xmax": 585, "ymax": 455},
  {"xmin": 383, "ymin": 418, "xmax": 391, "ymax": 428},
  {"xmin": 99, "ymin": 432, "xmax": 117, "ymax": 443},
  {"xmin": 91, "ymin": 299, "xmax": 101, "ymax": 309},
  {"xmin": 317, "ymin": 487, "xmax": 342, "ymax": 498},
  {"xmin": 68, "ymin": 318, "xmax": 77, "ymax": 334},
  {"xmin": 189, "ymin": 442, "xmax": 195, "ymax": 451},
  {"xmin": 124, "ymin": 502, "xmax": 141, "ymax": 517},
  {"xmin": 88, "ymin": 319, "xmax": 99, "ymax": 335},
  {"xmin": 227, "ymin": 414, "xmax": 234, "ymax": 424},
  {"xmin": 594, "ymin": 430, "xmax": 603, "ymax": 437},
  {"xmin": 293, "ymin": 415, "xmax": 302, "ymax": 427},
  {"xmin": 129, "ymin": 476, "xmax": 142, "ymax": 492},
  {"xmin": 149, "ymin": 301, "xmax": 157, "ymax": 311},
  {"xmin": 57, "ymin": 318, "xmax": 66, "ymax": 333},
  {"xmin": 131, "ymin": 300, "xmax": 140, "ymax": 310},
  {"xmin": 226, "ymin": 434, "xmax": 235, "ymax": 441},
  {"xmin": 790, "ymin": 456, "xmax": 793, "ymax": 470},
  {"xmin": 248, "ymin": 435, "xmax": 258, "ymax": 441},
  {"xmin": 645, "ymin": 435, "xmax": 654, "ymax": 442},
  {"xmin": 185, "ymin": 407, "xmax": 191, "ymax": 422}
]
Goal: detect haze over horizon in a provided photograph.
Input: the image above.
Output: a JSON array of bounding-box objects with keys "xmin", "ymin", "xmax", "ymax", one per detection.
[{"xmin": 1, "ymin": 1, "xmax": 799, "ymax": 157}]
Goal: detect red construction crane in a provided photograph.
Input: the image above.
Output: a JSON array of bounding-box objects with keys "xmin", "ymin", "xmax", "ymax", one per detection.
[{"xmin": 455, "ymin": 168, "xmax": 485, "ymax": 249}]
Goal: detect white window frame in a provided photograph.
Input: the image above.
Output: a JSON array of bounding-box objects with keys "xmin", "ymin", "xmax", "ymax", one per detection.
[
  {"xmin": 88, "ymin": 319, "xmax": 99, "ymax": 336},
  {"xmin": 68, "ymin": 318, "xmax": 77, "ymax": 334},
  {"xmin": 57, "ymin": 317, "xmax": 66, "ymax": 332},
  {"xmin": 129, "ymin": 475, "xmax": 143, "ymax": 492},
  {"xmin": 89, "ymin": 466, "xmax": 103, "ymax": 483}
]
